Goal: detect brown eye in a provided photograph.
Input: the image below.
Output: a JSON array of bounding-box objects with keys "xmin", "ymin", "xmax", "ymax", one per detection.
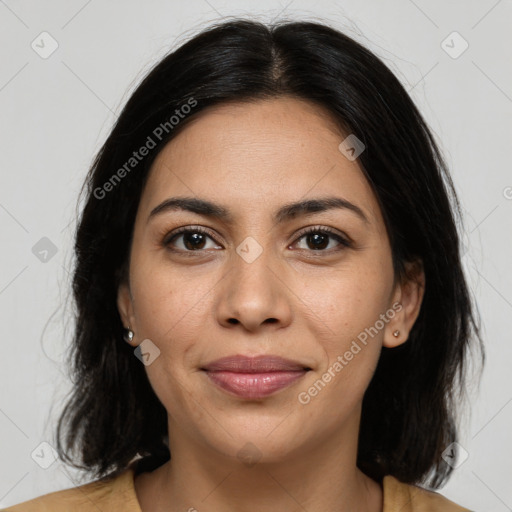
[
  {"xmin": 293, "ymin": 227, "xmax": 351, "ymax": 252},
  {"xmin": 164, "ymin": 227, "xmax": 222, "ymax": 252}
]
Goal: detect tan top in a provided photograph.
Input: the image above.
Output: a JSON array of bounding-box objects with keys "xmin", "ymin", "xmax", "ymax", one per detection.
[{"xmin": 2, "ymin": 465, "xmax": 470, "ymax": 511}]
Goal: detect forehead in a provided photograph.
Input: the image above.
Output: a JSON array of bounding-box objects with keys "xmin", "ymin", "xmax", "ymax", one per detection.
[{"xmin": 138, "ymin": 97, "xmax": 384, "ymax": 229}]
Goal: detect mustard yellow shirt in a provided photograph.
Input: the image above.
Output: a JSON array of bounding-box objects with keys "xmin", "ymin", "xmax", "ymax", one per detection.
[{"xmin": 2, "ymin": 465, "xmax": 470, "ymax": 511}]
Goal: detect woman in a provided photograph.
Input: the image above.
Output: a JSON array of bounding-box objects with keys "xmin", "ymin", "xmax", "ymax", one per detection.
[{"xmin": 5, "ymin": 18, "xmax": 483, "ymax": 511}]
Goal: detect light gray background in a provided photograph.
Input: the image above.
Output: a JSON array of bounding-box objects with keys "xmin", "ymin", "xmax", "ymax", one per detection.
[{"xmin": 1, "ymin": 0, "xmax": 511, "ymax": 510}]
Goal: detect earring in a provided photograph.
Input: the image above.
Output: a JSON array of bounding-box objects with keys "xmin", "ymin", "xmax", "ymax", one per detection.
[
  {"xmin": 124, "ymin": 327, "xmax": 134, "ymax": 343},
  {"xmin": 393, "ymin": 330, "xmax": 400, "ymax": 338}
]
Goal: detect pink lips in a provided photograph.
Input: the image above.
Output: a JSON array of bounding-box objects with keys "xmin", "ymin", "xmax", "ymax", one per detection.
[{"xmin": 202, "ymin": 355, "xmax": 310, "ymax": 399}]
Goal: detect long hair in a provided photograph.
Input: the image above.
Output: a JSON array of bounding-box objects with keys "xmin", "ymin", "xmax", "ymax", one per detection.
[{"xmin": 55, "ymin": 18, "xmax": 483, "ymax": 488}]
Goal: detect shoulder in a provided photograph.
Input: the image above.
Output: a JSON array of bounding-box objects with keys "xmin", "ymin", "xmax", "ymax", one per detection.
[
  {"xmin": 1, "ymin": 467, "xmax": 141, "ymax": 512},
  {"xmin": 383, "ymin": 475, "xmax": 471, "ymax": 511}
]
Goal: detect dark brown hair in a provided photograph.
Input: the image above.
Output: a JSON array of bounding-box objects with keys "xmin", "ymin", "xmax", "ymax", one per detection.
[{"xmin": 55, "ymin": 18, "xmax": 484, "ymax": 488}]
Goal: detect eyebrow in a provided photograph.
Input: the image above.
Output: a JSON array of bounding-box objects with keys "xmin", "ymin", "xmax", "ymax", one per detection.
[{"xmin": 147, "ymin": 196, "xmax": 369, "ymax": 225}]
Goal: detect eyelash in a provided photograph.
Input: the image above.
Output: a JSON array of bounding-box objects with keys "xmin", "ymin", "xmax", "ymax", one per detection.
[{"xmin": 162, "ymin": 225, "xmax": 351, "ymax": 255}]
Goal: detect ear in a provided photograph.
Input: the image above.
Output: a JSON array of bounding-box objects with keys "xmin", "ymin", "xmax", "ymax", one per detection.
[
  {"xmin": 117, "ymin": 281, "xmax": 137, "ymax": 344},
  {"xmin": 383, "ymin": 259, "xmax": 425, "ymax": 348}
]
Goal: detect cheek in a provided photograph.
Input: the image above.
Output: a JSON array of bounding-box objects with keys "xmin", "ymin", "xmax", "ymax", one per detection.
[
  {"xmin": 126, "ymin": 273, "xmax": 215, "ymax": 417},
  {"xmin": 297, "ymin": 278, "xmax": 387, "ymax": 414},
  {"xmin": 293, "ymin": 258, "xmax": 392, "ymax": 407},
  {"xmin": 130, "ymin": 249, "xmax": 218, "ymax": 342},
  {"xmin": 298, "ymin": 262, "xmax": 392, "ymax": 343},
  {"xmin": 128, "ymin": 254, "xmax": 215, "ymax": 417}
]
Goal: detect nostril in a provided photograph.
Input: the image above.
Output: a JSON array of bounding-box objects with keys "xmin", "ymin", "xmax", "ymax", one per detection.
[{"xmin": 227, "ymin": 318, "xmax": 239, "ymax": 324}]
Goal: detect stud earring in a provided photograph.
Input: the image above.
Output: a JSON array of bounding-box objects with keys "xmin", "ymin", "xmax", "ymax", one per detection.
[
  {"xmin": 124, "ymin": 327, "xmax": 134, "ymax": 343},
  {"xmin": 393, "ymin": 330, "xmax": 400, "ymax": 338}
]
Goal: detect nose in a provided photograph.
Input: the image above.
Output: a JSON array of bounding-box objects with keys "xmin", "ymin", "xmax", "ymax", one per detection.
[{"xmin": 215, "ymin": 245, "xmax": 293, "ymax": 333}]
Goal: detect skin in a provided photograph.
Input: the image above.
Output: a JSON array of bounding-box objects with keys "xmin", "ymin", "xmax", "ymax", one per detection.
[{"xmin": 117, "ymin": 97, "xmax": 425, "ymax": 512}]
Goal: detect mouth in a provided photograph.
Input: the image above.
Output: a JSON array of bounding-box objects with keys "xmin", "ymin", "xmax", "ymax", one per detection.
[{"xmin": 201, "ymin": 355, "xmax": 311, "ymax": 399}]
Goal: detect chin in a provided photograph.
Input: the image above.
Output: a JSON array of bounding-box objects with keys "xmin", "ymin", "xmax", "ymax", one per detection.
[{"xmin": 199, "ymin": 417, "xmax": 308, "ymax": 464}]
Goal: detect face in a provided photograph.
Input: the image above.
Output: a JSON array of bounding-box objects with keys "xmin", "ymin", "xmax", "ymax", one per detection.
[{"xmin": 118, "ymin": 97, "xmax": 423, "ymax": 464}]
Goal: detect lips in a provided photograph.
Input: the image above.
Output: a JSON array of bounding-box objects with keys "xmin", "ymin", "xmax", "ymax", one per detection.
[
  {"xmin": 201, "ymin": 355, "xmax": 310, "ymax": 399},
  {"xmin": 202, "ymin": 355, "xmax": 310, "ymax": 373}
]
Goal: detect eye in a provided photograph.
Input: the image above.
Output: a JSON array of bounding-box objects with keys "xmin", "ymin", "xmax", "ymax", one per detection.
[
  {"xmin": 162, "ymin": 225, "xmax": 351, "ymax": 254},
  {"xmin": 292, "ymin": 226, "xmax": 351, "ymax": 252},
  {"xmin": 163, "ymin": 226, "xmax": 221, "ymax": 252}
]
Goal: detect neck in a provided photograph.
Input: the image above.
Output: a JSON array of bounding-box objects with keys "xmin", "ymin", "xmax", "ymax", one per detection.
[{"xmin": 134, "ymin": 416, "xmax": 382, "ymax": 512}]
